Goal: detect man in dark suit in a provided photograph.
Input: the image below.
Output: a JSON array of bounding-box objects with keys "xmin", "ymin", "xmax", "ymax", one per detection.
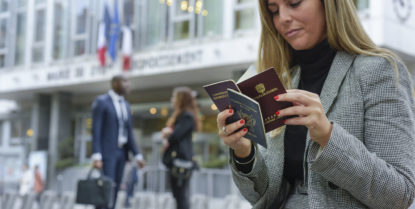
[{"xmin": 91, "ymin": 74, "xmax": 146, "ymax": 209}]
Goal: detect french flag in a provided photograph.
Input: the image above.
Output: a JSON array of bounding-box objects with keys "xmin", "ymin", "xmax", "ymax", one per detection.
[
  {"xmin": 97, "ymin": 5, "xmax": 111, "ymax": 67},
  {"xmin": 122, "ymin": 26, "xmax": 133, "ymax": 71},
  {"xmin": 97, "ymin": 22, "xmax": 106, "ymax": 67}
]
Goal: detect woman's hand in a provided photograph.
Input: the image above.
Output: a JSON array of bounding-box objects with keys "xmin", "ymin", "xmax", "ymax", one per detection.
[
  {"xmin": 161, "ymin": 127, "xmax": 173, "ymax": 139},
  {"xmin": 275, "ymin": 89, "xmax": 332, "ymax": 147},
  {"xmin": 217, "ymin": 109, "xmax": 251, "ymax": 158}
]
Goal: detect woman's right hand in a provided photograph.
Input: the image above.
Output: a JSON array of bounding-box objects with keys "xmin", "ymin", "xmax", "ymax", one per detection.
[{"xmin": 217, "ymin": 109, "xmax": 251, "ymax": 158}]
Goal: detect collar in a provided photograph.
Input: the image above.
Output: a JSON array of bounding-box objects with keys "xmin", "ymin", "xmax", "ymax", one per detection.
[{"xmin": 108, "ymin": 89, "xmax": 124, "ymax": 101}]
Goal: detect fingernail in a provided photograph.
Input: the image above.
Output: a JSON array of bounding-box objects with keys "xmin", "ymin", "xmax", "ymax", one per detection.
[
  {"xmin": 243, "ymin": 128, "xmax": 248, "ymax": 132},
  {"xmin": 240, "ymin": 119, "xmax": 245, "ymax": 124},
  {"xmin": 274, "ymin": 95, "xmax": 279, "ymax": 100},
  {"xmin": 229, "ymin": 109, "xmax": 233, "ymax": 114},
  {"xmin": 283, "ymin": 120, "xmax": 286, "ymax": 124},
  {"xmin": 275, "ymin": 111, "xmax": 280, "ymax": 116}
]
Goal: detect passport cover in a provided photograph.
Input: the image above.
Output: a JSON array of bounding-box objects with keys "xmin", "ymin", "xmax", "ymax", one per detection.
[
  {"xmin": 237, "ymin": 67, "xmax": 292, "ymax": 132},
  {"xmin": 203, "ymin": 67, "xmax": 292, "ymax": 133},
  {"xmin": 203, "ymin": 80, "xmax": 241, "ymax": 111},
  {"xmin": 227, "ymin": 89, "xmax": 267, "ymax": 148}
]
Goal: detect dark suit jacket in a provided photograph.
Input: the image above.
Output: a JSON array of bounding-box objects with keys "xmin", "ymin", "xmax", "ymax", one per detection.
[
  {"xmin": 92, "ymin": 93, "xmax": 140, "ymax": 160},
  {"xmin": 167, "ymin": 111, "xmax": 195, "ymax": 161}
]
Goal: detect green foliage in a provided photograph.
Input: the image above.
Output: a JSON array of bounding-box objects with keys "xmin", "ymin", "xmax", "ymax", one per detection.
[{"xmin": 55, "ymin": 137, "xmax": 76, "ymax": 171}]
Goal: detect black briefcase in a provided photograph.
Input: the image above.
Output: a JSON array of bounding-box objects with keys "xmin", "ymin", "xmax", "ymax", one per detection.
[{"xmin": 75, "ymin": 168, "xmax": 115, "ymax": 208}]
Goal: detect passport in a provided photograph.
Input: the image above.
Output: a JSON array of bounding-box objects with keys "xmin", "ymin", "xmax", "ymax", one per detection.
[
  {"xmin": 227, "ymin": 89, "xmax": 267, "ymax": 148},
  {"xmin": 203, "ymin": 67, "xmax": 292, "ymax": 143}
]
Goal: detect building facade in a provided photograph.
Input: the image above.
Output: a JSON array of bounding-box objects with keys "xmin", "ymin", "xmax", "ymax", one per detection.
[{"xmin": 0, "ymin": 0, "xmax": 414, "ymax": 189}]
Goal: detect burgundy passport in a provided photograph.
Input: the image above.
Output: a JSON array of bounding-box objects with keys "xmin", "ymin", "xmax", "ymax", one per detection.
[{"xmin": 203, "ymin": 67, "xmax": 292, "ymax": 133}]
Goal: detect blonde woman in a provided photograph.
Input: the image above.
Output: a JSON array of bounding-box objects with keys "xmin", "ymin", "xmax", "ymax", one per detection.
[
  {"xmin": 162, "ymin": 87, "xmax": 201, "ymax": 209},
  {"xmin": 217, "ymin": 0, "xmax": 415, "ymax": 208}
]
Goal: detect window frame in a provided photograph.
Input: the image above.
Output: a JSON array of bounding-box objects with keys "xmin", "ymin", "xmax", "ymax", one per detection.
[
  {"xmin": 31, "ymin": 1, "xmax": 47, "ymax": 64},
  {"xmin": 233, "ymin": 0, "xmax": 257, "ymax": 34}
]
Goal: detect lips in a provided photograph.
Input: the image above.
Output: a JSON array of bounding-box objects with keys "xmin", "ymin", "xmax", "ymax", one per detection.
[{"xmin": 285, "ymin": 28, "xmax": 302, "ymax": 37}]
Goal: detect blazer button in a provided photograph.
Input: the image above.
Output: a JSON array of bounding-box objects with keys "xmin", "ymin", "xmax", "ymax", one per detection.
[{"xmin": 328, "ymin": 182, "xmax": 339, "ymax": 190}]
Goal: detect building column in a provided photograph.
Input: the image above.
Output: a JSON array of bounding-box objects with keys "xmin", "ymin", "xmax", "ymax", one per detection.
[
  {"xmin": 48, "ymin": 92, "xmax": 72, "ymax": 189},
  {"xmin": 31, "ymin": 94, "xmax": 51, "ymax": 151}
]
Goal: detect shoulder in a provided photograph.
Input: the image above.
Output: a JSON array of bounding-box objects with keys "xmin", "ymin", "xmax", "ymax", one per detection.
[
  {"xmin": 92, "ymin": 94, "xmax": 110, "ymax": 108},
  {"xmin": 353, "ymin": 54, "xmax": 408, "ymax": 78}
]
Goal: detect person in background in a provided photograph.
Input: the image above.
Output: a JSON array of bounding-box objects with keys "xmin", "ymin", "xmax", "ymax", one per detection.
[
  {"xmin": 91, "ymin": 74, "xmax": 146, "ymax": 209},
  {"xmin": 217, "ymin": 0, "xmax": 415, "ymax": 208},
  {"xmin": 33, "ymin": 165, "xmax": 44, "ymax": 203},
  {"xmin": 122, "ymin": 160, "xmax": 138, "ymax": 208},
  {"xmin": 19, "ymin": 164, "xmax": 33, "ymax": 196},
  {"xmin": 162, "ymin": 87, "xmax": 201, "ymax": 209}
]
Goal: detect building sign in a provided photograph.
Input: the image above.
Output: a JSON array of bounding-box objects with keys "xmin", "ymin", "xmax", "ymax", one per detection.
[{"xmin": 0, "ymin": 37, "xmax": 257, "ymax": 94}]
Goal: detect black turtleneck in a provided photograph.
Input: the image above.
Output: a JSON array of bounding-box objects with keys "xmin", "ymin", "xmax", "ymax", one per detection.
[{"xmin": 283, "ymin": 39, "xmax": 336, "ymax": 185}]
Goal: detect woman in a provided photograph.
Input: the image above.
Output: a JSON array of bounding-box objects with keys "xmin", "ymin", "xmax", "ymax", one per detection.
[
  {"xmin": 217, "ymin": 0, "xmax": 415, "ymax": 208},
  {"xmin": 162, "ymin": 87, "xmax": 201, "ymax": 209}
]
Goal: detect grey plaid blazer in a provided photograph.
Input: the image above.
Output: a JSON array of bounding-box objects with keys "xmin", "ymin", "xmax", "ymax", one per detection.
[{"xmin": 230, "ymin": 51, "xmax": 415, "ymax": 209}]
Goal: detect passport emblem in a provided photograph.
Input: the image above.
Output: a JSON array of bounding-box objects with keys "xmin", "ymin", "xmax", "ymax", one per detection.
[{"xmin": 255, "ymin": 83, "xmax": 266, "ymax": 94}]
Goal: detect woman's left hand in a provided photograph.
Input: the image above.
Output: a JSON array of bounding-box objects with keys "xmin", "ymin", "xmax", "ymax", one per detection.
[{"xmin": 275, "ymin": 89, "xmax": 332, "ymax": 147}]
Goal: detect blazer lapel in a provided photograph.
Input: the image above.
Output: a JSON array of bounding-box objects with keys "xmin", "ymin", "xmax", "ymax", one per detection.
[{"xmin": 319, "ymin": 51, "xmax": 356, "ymax": 114}]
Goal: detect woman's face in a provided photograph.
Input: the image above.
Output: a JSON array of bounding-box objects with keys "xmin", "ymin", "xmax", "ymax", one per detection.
[{"xmin": 267, "ymin": 0, "xmax": 327, "ymax": 50}]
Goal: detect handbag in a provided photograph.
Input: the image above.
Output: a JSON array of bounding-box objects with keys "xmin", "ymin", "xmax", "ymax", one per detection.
[
  {"xmin": 75, "ymin": 168, "xmax": 115, "ymax": 208},
  {"xmin": 171, "ymin": 158, "xmax": 193, "ymax": 186}
]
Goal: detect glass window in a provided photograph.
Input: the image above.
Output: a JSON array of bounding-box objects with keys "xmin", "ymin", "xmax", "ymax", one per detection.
[
  {"xmin": 145, "ymin": 0, "xmax": 164, "ymax": 46},
  {"xmin": 17, "ymin": 0, "xmax": 26, "ymax": 8},
  {"xmin": 34, "ymin": 10, "xmax": 45, "ymax": 42},
  {"xmin": 202, "ymin": 0, "xmax": 222, "ymax": 37},
  {"xmin": 0, "ymin": 0, "xmax": 8, "ymax": 12},
  {"xmin": 72, "ymin": 0, "xmax": 89, "ymax": 56},
  {"xmin": 235, "ymin": 9, "xmax": 255, "ymax": 30},
  {"xmin": 10, "ymin": 117, "xmax": 29, "ymax": 146},
  {"xmin": 0, "ymin": 54, "xmax": 5, "ymax": 68},
  {"xmin": 32, "ymin": 9, "xmax": 45, "ymax": 63},
  {"xmin": 354, "ymin": 0, "xmax": 369, "ymax": 11},
  {"xmin": 234, "ymin": 0, "xmax": 256, "ymax": 31},
  {"xmin": 175, "ymin": 0, "xmax": 189, "ymax": 16},
  {"xmin": 123, "ymin": 0, "xmax": 134, "ymax": 25},
  {"xmin": 15, "ymin": 13, "xmax": 26, "ymax": 65},
  {"xmin": 35, "ymin": 0, "xmax": 45, "ymax": 5},
  {"xmin": 171, "ymin": 0, "xmax": 195, "ymax": 41},
  {"xmin": 32, "ymin": 47, "xmax": 44, "ymax": 62},
  {"xmin": 238, "ymin": 0, "xmax": 252, "ymax": 3},
  {"xmin": 74, "ymin": 40, "xmax": 86, "ymax": 55},
  {"xmin": 53, "ymin": 1, "xmax": 69, "ymax": 60},
  {"xmin": 76, "ymin": 0, "xmax": 88, "ymax": 34},
  {"xmin": 0, "ymin": 121, "xmax": 3, "ymax": 146},
  {"xmin": 0, "ymin": 18, "xmax": 6, "ymax": 49},
  {"xmin": 174, "ymin": 21, "xmax": 190, "ymax": 40}
]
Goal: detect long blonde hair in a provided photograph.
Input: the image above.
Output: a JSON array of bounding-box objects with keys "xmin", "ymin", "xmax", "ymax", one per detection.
[
  {"xmin": 257, "ymin": 0, "xmax": 401, "ymax": 135},
  {"xmin": 166, "ymin": 87, "xmax": 201, "ymax": 132}
]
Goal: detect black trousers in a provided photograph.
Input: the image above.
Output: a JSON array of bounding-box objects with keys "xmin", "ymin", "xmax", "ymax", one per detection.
[{"xmin": 169, "ymin": 174, "xmax": 191, "ymax": 209}]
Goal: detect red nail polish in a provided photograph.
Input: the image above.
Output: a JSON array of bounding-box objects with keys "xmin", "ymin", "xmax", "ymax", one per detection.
[
  {"xmin": 274, "ymin": 95, "xmax": 279, "ymax": 100},
  {"xmin": 229, "ymin": 109, "xmax": 233, "ymax": 114},
  {"xmin": 276, "ymin": 111, "xmax": 280, "ymax": 116},
  {"xmin": 283, "ymin": 120, "xmax": 286, "ymax": 124},
  {"xmin": 243, "ymin": 128, "xmax": 247, "ymax": 132},
  {"xmin": 240, "ymin": 119, "xmax": 245, "ymax": 124}
]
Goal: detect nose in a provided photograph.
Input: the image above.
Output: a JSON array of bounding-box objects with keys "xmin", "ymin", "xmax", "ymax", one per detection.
[{"xmin": 278, "ymin": 6, "xmax": 292, "ymax": 24}]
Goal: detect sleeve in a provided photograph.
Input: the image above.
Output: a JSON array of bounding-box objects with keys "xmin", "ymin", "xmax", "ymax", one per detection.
[
  {"xmin": 229, "ymin": 143, "xmax": 270, "ymax": 205},
  {"xmin": 91, "ymin": 98, "xmax": 104, "ymax": 155},
  {"xmin": 309, "ymin": 58, "xmax": 415, "ymax": 209},
  {"xmin": 126, "ymin": 103, "xmax": 140, "ymax": 156},
  {"xmin": 167, "ymin": 113, "xmax": 195, "ymax": 144}
]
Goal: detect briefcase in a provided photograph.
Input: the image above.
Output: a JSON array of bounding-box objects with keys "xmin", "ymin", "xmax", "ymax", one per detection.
[{"xmin": 75, "ymin": 168, "xmax": 115, "ymax": 208}]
